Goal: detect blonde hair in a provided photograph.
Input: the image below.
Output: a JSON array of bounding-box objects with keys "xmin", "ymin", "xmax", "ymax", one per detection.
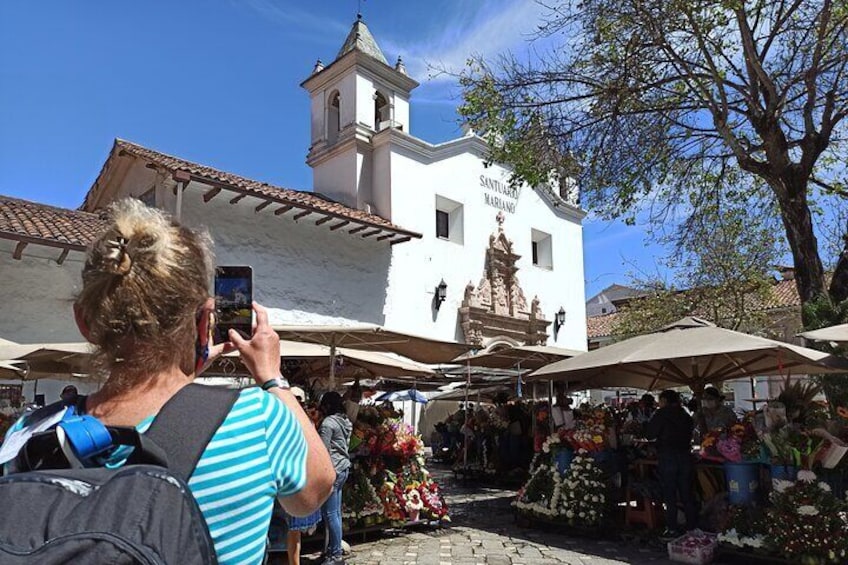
[{"xmin": 76, "ymin": 199, "xmax": 213, "ymax": 384}]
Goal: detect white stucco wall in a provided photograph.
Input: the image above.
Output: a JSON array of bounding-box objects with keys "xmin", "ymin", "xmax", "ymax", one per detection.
[
  {"xmin": 381, "ymin": 145, "xmax": 588, "ymax": 351},
  {"xmin": 176, "ymin": 186, "xmax": 392, "ymax": 326}
]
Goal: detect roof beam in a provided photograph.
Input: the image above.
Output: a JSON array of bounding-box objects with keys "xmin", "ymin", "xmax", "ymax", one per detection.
[
  {"xmin": 315, "ymin": 216, "xmax": 333, "ymax": 226},
  {"xmin": 229, "ymin": 194, "xmax": 247, "ymax": 205},
  {"xmin": 329, "ymin": 221, "xmax": 350, "ymax": 231},
  {"xmin": 173, "ymin": 170, "xmax": 191, "ymax": 183},
  {"xmin": 376, "ymin": 233, "xmax": 394, "ymax": 241},
  {"xmin": 56, "ymin": 248, "xmax": 70, "ymax": 265},
  {"xmin": 202, "ymin": 187, "xmax": 221, "ymax": 203},
  {"xmin": 348, "ymin": 225, "xmax": 368, "ymax": 235},
  {"xmin": 275, "ymin": 205, "xmax": 294, "ymax": 216},
  {"xmin": 390, "ymin": 236, "xmax": 413, "ymax": 245},
  {"xmin": 293, "ymin": 210, "xmax": 313, "ymax": 221},
  {"xmin": 255, "ymin": 200, "xmax": 272, "ymax": 213},
  {"xmin": 12, "ymin": 241, "xmax": 27, "ymax": 260},
  {"xmin": 361, "ymin": 229, "xmax": 382, "ymax": 238}
]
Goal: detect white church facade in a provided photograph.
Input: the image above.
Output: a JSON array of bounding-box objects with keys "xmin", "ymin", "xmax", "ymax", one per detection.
[{"xmin": 0, "ymin": 16, "xmax": 587, "ymax": 400}]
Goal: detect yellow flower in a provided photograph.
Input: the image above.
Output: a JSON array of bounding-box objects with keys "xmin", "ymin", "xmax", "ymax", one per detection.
[{"xmin": 592, "ymin": 435, "xmax": 604, "ymax": 444}]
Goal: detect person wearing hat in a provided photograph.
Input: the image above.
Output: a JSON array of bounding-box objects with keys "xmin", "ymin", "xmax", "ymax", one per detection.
[
  {"xmin": 628, "ymin": 393, "xmax": 656, "ymax": 424},
  {"xmin": 645, "ymin": 389, "xmax": 698, "ymax": 536},
  {"xmin": 694, "ymin": 386, "xmax": 737, "ymax": 436},
  {"xmin": 279, "ymin": 386, "xmax": 323, "ymax": 565}
]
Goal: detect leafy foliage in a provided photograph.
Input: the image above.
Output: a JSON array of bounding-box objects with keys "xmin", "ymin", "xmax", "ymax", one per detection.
[{"xmin": 459, "ymin": 0, "xmax": 848, "ymax": 310}]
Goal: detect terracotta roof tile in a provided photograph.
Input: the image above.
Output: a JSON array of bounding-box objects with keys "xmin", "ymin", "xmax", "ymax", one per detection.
[
  {"xmin": 0, "ymin": 195, "xmax": 107, "ymax": 249},
  {"xmin": 586, "ymin": 278, "xmax": 803, "ymax": 340},
  {"xmin": 587, "ymin": 312, "xmax": 621, "ymax": 339},
  {"xmin": 98, "ymin": 139, "xmax": 419, "ymax": 238}
]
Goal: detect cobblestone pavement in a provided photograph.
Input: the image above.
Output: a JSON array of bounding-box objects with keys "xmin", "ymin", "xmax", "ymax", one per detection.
[{"xmin": 286, "ymin": 467, "xmax": 689, "ymax": 565}]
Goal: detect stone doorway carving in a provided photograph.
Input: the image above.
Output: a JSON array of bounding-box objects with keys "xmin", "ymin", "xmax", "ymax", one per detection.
[{"xmin": 459, "ymin": 213, "xmax": 550, "ymax": 347}]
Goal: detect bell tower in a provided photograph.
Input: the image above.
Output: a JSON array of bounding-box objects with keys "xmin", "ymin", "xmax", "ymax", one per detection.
[{"xmin": 301, "ymin": 14, "xmax": 419, "ymax": 214}]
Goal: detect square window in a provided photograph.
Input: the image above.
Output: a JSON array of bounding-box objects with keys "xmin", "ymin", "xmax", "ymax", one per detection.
[
  {"xmin": 531, "ymin": 229, "xmax": 553, "ymax": 269},
  {"xmin": 436, "ymin": 209, "xmax": 449, "ymax": 239},
  {"xmin": 435, "ymin": 195, "xmax": 464, "ymax": 244}
]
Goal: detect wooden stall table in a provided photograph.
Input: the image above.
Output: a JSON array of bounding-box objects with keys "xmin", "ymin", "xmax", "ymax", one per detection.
[{"xmin": 625, "ymin": 457, "xmax": 663, "ymax": 529}]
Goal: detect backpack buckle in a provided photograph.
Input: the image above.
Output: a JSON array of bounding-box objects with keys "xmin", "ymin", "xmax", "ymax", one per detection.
[{"xmin": 58, "ymin": 416, "xmax": 113, "ymax": 463}]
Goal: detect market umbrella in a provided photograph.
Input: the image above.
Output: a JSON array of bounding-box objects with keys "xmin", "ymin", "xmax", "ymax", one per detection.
[
  {"xmin": 211, "ymin": 340, "xmax": 435, "ymax": 382},
  {"xmin": 799, "ymin": 323, "xmax": 848, "ymax": 344},
  {"xmin": 429, "ymin": 384, "xmax": 513, "ymax": 403},
  {"xmin": 528, "ymin": 317, "xmax": 848, "ymax": 392},
  {"xmin": 374, "ymin": 389, "xmax": 429, "ymax": 404},
  {"xmin": 273, "ymin": 324, "xmax": 472, "ymax": 389},
  {"xmin": 452, "ymin": 344, "xmax": 585, "ymax": 371},
  {"xmin": 0, "ymin": 340, "xmax": 93, "ymax": 378}
]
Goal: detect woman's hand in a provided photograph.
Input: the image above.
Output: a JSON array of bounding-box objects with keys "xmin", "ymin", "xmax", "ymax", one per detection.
[{"xmin": 228, "ymin": 302, "xmax": 281, "ymax": 385}]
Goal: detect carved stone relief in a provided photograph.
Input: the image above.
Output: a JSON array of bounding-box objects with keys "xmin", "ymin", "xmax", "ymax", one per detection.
[{"xmin": 459, "ymin": 214, "xmax": 550, "ymax": 347}]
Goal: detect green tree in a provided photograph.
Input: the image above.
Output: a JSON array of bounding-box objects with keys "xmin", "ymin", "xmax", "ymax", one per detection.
[
  {"xmin": 460, "ymin": 0, "xmax": 848, "ymax": 324},
  {"xmin": 613, "ymin": 194, "xmax": 782, "ymax": 337}
]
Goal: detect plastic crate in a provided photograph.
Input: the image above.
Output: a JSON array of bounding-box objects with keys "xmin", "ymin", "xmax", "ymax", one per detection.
[{"xmin": 667, "ymin": 531, "xmax": 718, "ymax": 564}]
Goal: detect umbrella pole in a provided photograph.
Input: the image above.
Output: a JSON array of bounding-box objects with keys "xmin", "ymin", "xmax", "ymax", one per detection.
[
  {"xmin": 411, "ymin": 378, "xmax": 418, "ymax": 434},
  {"xmin": 33, "ymin": 378, "xmax": 39, "ymax": 405},
  {"xmin": 548, "ymin": 380, "xmax": 554, "ymax": 431},
  {"xmin": 464, "ymin": 359, "xmax": 470, "ymax": 469},
  {"xmin": 329, "ymin": 339, "xmax": 336, "ymax": 392}
]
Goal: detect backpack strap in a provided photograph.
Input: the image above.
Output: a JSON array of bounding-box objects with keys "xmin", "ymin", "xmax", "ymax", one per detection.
[{"xmin": 142, "ymin": 384, "xmax": 240, "ymax": 482}]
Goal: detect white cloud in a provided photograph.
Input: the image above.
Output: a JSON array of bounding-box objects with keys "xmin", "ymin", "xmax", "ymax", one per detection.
[
  {"xmin": 235, "ymin": 0, "xmax": 349, "ymax": 41},
  {"xmin": 381, "ymin": 1, "xmax": 550, "ymax": 85}
]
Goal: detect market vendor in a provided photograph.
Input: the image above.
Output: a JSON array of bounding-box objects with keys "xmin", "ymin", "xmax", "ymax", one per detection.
[
  {"xmin": 645, "ymin": 389, "xmax": 698, "ymax": 536},
  {"xmin": 627, "ymin": 393, "xmax": 656, "ymax": 424},
  {"xmin": 694, "ymin": 387, "xmax": 737, "ymax": 436},
  {"xmin": 550, "ymin": 389, "xmax": 575, "ymax": 430}
]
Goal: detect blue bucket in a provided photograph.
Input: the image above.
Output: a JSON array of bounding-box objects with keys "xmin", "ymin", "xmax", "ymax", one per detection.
[
  {"xmin": 770, "ymin": 464, "xmax": 797, "ymax": 482},
  {"xmin": 724, "ymin": 462, "xmax": 760, "ymax": 505},
  {"xmin": 554, "ymin": 448, "xmax": 574, "ymax": 474}
]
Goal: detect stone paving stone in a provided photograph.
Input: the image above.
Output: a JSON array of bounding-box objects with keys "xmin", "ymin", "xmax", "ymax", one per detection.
[{"xmin": 326, "ymin": 465, "xmax": 711, "ymax": 565}]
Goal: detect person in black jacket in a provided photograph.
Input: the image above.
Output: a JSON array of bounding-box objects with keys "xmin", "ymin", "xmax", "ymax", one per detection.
[{"xmin": 645, "ymin": 389, "xmax": 698, "ymax": 536}]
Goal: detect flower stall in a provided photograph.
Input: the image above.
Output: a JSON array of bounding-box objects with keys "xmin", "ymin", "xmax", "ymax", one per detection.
[
  {"xmin": 342, "ymin": 405, "xmax": 449, "ymax": 532},
  {"xmin": 513, "ymin": 405, "xmax": 619, "ymax": 532}
]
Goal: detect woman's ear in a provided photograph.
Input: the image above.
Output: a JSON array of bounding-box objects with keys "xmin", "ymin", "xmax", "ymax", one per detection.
[{"xmin": 73, "ymin": 304, "xmax": 93, "ymax": 343}]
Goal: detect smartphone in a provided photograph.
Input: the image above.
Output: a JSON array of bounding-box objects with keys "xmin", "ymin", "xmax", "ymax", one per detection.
[{"xmin": 214, "ymin": 266, "xmax": 253, "ymax": 341}]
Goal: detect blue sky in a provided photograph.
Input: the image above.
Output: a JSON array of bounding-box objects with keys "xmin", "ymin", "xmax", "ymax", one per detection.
[{"xmin": 0, "ymin": 0, "xmax": 660, "ymax": 298}]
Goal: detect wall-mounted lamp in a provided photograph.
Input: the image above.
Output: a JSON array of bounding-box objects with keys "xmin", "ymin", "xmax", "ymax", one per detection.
[
  {"xmin": 434, "ymin": 279, "xmax": 448, "ymax": 310},
  {"xmin": 554, "ymin": 307, "xmax": 566, "ymax": 337}
]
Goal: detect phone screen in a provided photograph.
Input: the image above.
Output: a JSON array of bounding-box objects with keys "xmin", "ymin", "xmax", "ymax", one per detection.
[{"xmin": 214, "ymin": 266, "xmax": 253, "ymax": 340}]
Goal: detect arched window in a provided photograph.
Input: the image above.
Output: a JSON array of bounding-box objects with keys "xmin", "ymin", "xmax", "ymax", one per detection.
[
  {"xmin": 374, "ymin": 91, "xmax": 389, "ymax": 131},
  {"xmin": 328, "ymin": 91, "xmax": 341, "ymax": 143}
]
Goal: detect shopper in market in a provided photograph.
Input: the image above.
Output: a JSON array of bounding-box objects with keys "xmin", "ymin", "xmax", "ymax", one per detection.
[
  {"xmin": 694, "ymin": 386, "xmax": 737, "ymax": 436},
  {"xmin": 644, "ymin": 389, "xmax": 698, "ymax": 536},
  {"xmin": 281, "ymin": 386, "xmax": 324, "ymax": 565},
  {"xmin": 318, "ymin": 391, "xmax": 353, "ymax": 565}
]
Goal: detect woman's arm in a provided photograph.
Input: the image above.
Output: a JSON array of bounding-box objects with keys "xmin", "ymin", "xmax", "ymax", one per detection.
[{"xmin": 229, "ymin": 303, "xmax": 335, "ymax": 516}]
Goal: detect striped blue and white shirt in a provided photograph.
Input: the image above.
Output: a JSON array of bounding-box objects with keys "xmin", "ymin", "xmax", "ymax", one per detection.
[{"xmin": 5, "ymin": 388, "xmax": 308, "ymax": 565}]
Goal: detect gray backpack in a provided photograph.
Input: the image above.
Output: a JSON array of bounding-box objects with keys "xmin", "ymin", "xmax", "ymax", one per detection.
[{"xmin": 0, "ymin": 384, "xmax": 239, "ymax": 564}]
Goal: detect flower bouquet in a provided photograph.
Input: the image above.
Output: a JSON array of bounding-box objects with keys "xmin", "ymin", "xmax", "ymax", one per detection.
[
  {"xmin": 765, "ymin": 470, "xmax": 848, "ymax": 563},
  {"xmin": 700, "ymin": 422, "xmax": 761, "ymax": 463},
  {"xmin": 762, "ymin": 425, "xmax": 824, "ymax": 469},
  {"xmin": 556, "ymin": 452, "xmax": 607, "ymax": 528},
  {"xmin": 341, "ymin": 464, "xmax": 386, "ymax": 528}
]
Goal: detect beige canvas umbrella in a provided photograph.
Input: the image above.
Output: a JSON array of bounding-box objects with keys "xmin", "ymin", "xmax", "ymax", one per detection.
[
  {"xmin": 452, "ymin": 345, "xmax": 585, "ymax": 371},
  {"xmin": 212, "ymin": 340, "xmax": 435, "ymax": 382},
  {"xmin": 273, "ymin": 324, "xmax": 471, "ymax": 389},
  {"xmin": 0, "ymin": 340, "xmax": 93, "ymax": 379},
  {"xmin": 529, "ymin": 317, "xmax": 848, "ymax": 392},
  {"xmin": 799, "ymin": 323, "xmax": 848, "ymax": 344}
]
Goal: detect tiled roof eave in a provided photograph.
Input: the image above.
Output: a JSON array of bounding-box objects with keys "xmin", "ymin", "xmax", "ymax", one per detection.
[
  {"xmin": 0, "ymin": 229, "xmax": 89, "ymax": 258},
  {"xmin": 174, "ymin": 170, "xmax": 421, "ymax": 242}
]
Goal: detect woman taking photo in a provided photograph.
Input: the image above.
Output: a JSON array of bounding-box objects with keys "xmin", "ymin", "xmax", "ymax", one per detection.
[
  {"xmin": 318, "ymin": 391, "xmax": 352, "ymax": 565},
  {"xmin": 4, "ymin": 200, "xmax": 335, "ymax": 564}
]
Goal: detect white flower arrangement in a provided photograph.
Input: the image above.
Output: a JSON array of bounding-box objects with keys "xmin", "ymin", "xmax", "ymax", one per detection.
[
  {"xmin": 797, "ymin": 470, "xmax": 817, "ymax": 482},
  {"xmin": 797, "ymin": 505, "xmax": 820, "ymax": 516},
  {"xmin": 718, "ymin": 529, "xmax": 766, "ymax": 549}
]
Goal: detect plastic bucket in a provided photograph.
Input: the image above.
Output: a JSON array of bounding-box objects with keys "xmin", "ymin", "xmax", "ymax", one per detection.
[
  {"xmin": 724, "ymin": 462, "xmax": 760, "ymax": 505},
  {"xmin": 554, "ymin": 448, "xmax": 574, "ymax": 474},
  {"xmin": 770, "ymin": 464, "xmax": 797, "ymax": 482}
]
